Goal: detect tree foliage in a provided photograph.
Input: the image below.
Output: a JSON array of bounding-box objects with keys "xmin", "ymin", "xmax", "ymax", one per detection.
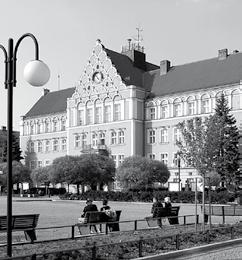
[
  {"xmin": 210, "ymin": 94, "xmax": 240, "ymax": 186},
  {"xmin": 31, "ymin": 166, "xmax": 52, "ymax": 185},
  {"xmin": 0, "ymin": 161, "xmax": 31, "ymax": 185},
  {"xmin": 177, "ymin": 94, "xmax": 239, "ymax": 188},
  {"xmin": 50, "ymin": 154, "xmax": 115, "ymax": 189},
  {"xmin": 2, "ymin": 134, "xmax": 23, "ymax": 162},
  {"xmin": 116, "ymin": 156, "xmax": 170, "ymax": 190}
]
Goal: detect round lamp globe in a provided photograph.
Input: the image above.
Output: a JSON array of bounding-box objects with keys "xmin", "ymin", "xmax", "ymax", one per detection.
[{"xmin": 24, "ymin": 60, "xmax": 50, "ymax": 86}]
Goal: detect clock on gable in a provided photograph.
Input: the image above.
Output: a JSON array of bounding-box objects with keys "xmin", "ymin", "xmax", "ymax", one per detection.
[{"xmin": 92, "ymin": 71, "xmax": 103, "ymax": 84}]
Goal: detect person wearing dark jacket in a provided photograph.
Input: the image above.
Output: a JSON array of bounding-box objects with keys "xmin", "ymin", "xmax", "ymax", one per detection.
[
  {"xmin": 81, "ymin": 198, "xmax": 99, "ymax": 233},
  {"xmin": 151, "ymin": 197, "xmax": 163, "ymax": 227}
]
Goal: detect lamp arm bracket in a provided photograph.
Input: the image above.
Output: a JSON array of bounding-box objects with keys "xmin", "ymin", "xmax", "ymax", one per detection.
[
  {"xmin": 0, "ymin": 44, "xmax": 8, "ymax": 88},
  {"xmin": 13, "ymin": 33, "xmax": 39, "ymax": 87}
]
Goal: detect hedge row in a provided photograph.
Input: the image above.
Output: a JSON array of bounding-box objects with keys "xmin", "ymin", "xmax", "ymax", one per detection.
[{"xmin": 59, "ymin": 189, "xmax": 236, "ymax": 204}]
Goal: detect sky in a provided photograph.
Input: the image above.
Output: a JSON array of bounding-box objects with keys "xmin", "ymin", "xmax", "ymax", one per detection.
[{"xmin": 0, "ymin": 0, "xmax": 241, "ymax": 130}]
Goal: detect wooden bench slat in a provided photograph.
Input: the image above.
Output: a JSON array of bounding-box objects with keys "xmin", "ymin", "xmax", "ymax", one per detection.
[{"xmin": 0, "ymin": 214, "xmax": 39, "ymax": 242}]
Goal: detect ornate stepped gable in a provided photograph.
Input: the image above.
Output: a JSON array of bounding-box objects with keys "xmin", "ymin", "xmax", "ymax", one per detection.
[{"xmin": 72, "ymin": 40, "xmax": 126, "ymax": 105}]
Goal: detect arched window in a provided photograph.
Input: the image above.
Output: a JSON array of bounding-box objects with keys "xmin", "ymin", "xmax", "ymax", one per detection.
[
  {"xmin": 86, "ymin": 101, "xmax": 93, "ymax": 125},
  {"xmin": 95, "ymin": 99, "xmax": 102, "ymax": 124},
  {"xmin": 104, "ymin": 98, "xmax": 112, "ymax": 123},
  {"xmin": 92, "ymin": 133, "xmax": 98, "ymax": 147},
  {"xmin": 173, "ymin": 98, "xmax": 182, "ymax": 117},
  {"xmin": 231, "ymin": 89, "xmax": 240, "ymax": 110},
  {"xmin": 61, "ymin": 117, "xmax": 66, "ymax": 131},
  {"xmin": 201, "ymin": 94, "xmax": 210, "ymax": 114},
  {"xmin": 29, "ymin": 141, "xmax": 34, "ymax": 153},
  {"xmin": 53, "ymin": 139, "xmax": 59, "ymax": 151},
  {"xmin": 187, "ymin": 96, "xmax": 195, "ymax": 115},
  {"xmin": 37, "ymin": 141, "xmax": 42, "ymax": 153},
  {"xmin": 146, "ymin": 101, "xmax": 156, "ymax": 120},
  {"xmin": 160, "ymin": 100, "xmax": 168, "ymax": 118},
  {"xmin": 53, "ymin": 118, "xmax": 58, "ymax": 132},
  {"xmin": 118, "ymin": 130, "xmax": 125, "ymax": 144},
  {"xmin": 111, "ymin": 131, "xmax": 117, "ymax": 145}
]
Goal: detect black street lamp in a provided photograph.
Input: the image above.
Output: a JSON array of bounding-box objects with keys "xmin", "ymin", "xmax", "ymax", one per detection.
[{"xmin": 0, "ymin": 33, "xmax": 50, "ymax": 257}]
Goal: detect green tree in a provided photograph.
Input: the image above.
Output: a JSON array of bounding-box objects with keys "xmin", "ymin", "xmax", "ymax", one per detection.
[
  {"xmin": 3, "ymin": 134, "xmax": 23, "ymax": 162},
  {"xmin": 210, "ymin": 94, "xmax": 240, "ymax": 187},
  {"xmin": 31, "ymin": 166, "xmax": 52, "ymax": 185},
  {"xmin": 177, "ymin": 117, "xmax": 211, "ymax": 175},
  {"xmin": 116, "ymin": 156, "xmax": 170, "ymax": 190}
]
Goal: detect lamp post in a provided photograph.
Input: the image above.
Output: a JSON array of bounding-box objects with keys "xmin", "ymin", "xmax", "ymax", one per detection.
[{"xmin": 0, "ymin": 33, "xmax": 50, "ymax": 257}]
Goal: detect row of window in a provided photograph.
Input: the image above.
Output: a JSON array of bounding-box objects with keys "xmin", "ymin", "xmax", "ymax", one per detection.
[
  {"xmin": 146, "ymin": 91, "xmax": 240, "ymax": 120},
  {"xmin": 24, "ymin": 118, "xmax": 66, "ymax": 135},
  {"xmin": 74, "ymin": 130, "xmax": 125, "ymax": 148},
  {"xmin": 111, "ymin": 154, "xmax": 125, "ymax": 167},
  {"xmin": 148, "ymin": 153, "xmax": 183, "ymax": 167},
  {"xmin": 29, "ymin": 138, "xmax": 67, "ymax": 153},
  {"xmin": 147, "ymin": 127, "xmax": 181, "ymax": 144},
  {"xmin": 77, "ymin": 103, "xmax": 122, "ymax": 126},
  {"xmin": 29, "ymin": 159, "xmax": 51, "ymax": 170}
]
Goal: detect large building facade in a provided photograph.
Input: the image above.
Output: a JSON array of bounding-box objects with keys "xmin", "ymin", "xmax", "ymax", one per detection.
[{"xmin": 20, "ymin": 40, "xmax": 242, "ymax": 190}]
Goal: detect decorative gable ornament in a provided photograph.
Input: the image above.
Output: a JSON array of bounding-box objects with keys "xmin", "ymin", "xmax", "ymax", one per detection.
[{"xmin": 76, "ymin": 40, "xmax": 126, "ymax": 99}]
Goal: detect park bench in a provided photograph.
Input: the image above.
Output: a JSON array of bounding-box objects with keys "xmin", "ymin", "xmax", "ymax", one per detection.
[
  {"xmin": 0, "ymin": 214, "xmax": 39, "ymax": 243},
  {"xmin": 146, "ymin": 206, "xmax": 180, "ymax": 227},
  {"xmin": 203, "ymin": 205, "xmax": 242, "ymax": 224},
  {"xmin": 76, "ymin": 210, "xmax": 122, "ymax": 234}
]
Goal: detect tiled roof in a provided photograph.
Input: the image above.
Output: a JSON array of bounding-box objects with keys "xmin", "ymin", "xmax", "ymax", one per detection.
[
  {"xmin": 144, "ymin": 52, "xmax": 242, "ymax": 96},
  {"xmin": 106, "ymin": 49, "xmax": 158, "ymax": 87},
  {"xmin": 25, "ymin": 87, "xmax": 75, "ymax": 118}
]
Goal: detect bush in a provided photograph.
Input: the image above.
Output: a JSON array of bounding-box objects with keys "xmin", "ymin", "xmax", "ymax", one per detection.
[{"xmin": 59, "ymin": 189, "xmax": 234, "ymax": 204}]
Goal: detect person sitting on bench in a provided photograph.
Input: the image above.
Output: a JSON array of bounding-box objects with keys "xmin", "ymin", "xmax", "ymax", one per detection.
[{"xmin": 79, "ymin": 198, "xmax": 99, "ymax": 233}]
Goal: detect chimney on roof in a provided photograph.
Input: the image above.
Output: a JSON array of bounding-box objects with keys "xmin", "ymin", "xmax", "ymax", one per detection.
[
  {"xmin": 121, "ymin": 39, "xmax": 146, "ymax": 70},
  {"xmin": 43, "ymin": 88, "xmax": 50, "ymax": 96},
  {"xmin": 218, "ymin": 48, "xmax": 228, "ymax": 60},
  {"xmin": 160, "ymin": 60, "xmax": 171, "ymax": 76}
]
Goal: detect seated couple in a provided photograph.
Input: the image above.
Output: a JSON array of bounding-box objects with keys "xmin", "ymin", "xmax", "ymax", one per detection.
[{"xmin": 78, "ymin": 198, "xmax": 116, "ymax": 233}]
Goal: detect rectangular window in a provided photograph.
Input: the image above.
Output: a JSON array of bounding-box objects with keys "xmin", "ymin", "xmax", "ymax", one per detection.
[
  {"xmin": 86, "ymin": 108, "xmax": 93, "ymax": 124},
  {"xmin": 53, "ymin": 140, "xmax": 58, "ymax": 151},
  {"xmin": 161, "ymin": 153, "xmax": 168, "ymax": 165},
  {"xmin": 148, "ymin": 129, "xmax": 156, "ymax": 144},
  {"xmin": 149, "ymin": 154, "xmax": 155, "ymax": 160},
  {"xmin": 30, "ymin": 142, "xmax": 35, "ymax": 153},
  {"xmin": 79, "ymin": 110, "xmax": 84, "ymax": 125},
  {"xmin": 45, "ymin": 140, "xmax": 50, "ymax": 152},
  {"xmin": 104, "ymin": 105, "xmax": 111, "ymax": 122},
  {"xmin": 111, "ymin": 155, "xmax": 117, "ymax": 167},
  {"xmin": 37, "ymin": 124, "xmax": 41, "ymax": 134},
  {"xmin": 61, "ymin": 120, "xmax": 66, "ymax": 131},
  {"xmin": 53, "ymin": 121, "xmax": 58, "ymax": 132},
  {"xmin": 118, "ymin": 155, "xmax": 124, "ymax": 166},
  {"xmin": 62, "ymin": 139, "xmax": 66, "ymax": 150},
  {"xmin": 111, "ymin": 132, "xmax": 117, "ymax": 145},
  {"xmin": 161, "ymin": 106, "xmax": 168, "ymax": 118},
  {"xmin": 99, "ymin": 133, "xmax": 105, "ymax": 145},
  {"xmin": 82, "ymin": 134, "xmax": 87, "ymax": 148},
  {"xmin": 149, "ymin": 107, "xmax": 156, "ymax": 120},
  {"xmin": 114, "ymin": 104, "xmax": 121, "ymax": 121},
  {"xmin": 37, "ymin": 141, "xmax": 42, "ymax": 153},
  {"xmin": 37, "ymin": 161, "xmax": 42, "ymax": 168},
  {"xmin": 95, "ymin": 107, "xmax": 102, "ymax": 124},
  {"xmin": 118, "ymin": 130, "xmax": 124, "ymax": 144},
  {"xmin": 161, "ymin": 128, "xmax": 168, "ymax": 143},
  {"xmin": 45, "ymin": 122, "xmax": 50, "ymax": 133},
  {"xmin": 30, "ymin": 125, "xmax": 34, "ymax": 135},
  {"xmin": 92, "ymin": 133, "xmax": 98, "ymax": 147},
  {"xmin": 45, "ymin": 160, "xmax": 50, "ymax": 166},
  {"xmin": 174, "ymin": 127, "xmax": 181, "ymax": 142},
  {"xmin": 30, "ymin": 161, "xmax": 36, "ymax": 170},
  {"xmin": 75, "ymin": 135, "xmax": 80, "ymax": 148}
]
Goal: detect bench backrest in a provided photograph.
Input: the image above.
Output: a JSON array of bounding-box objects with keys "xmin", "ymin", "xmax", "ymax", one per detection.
[
  {"xmin": 85, "ymin": 210, "xmax": 122, "ymax": 223},
  {"xmin": 0, "ymin": 214, "xmax": 39, "ymax": 230},
  {"xmin": 170, "ymin": 206, "xmax": 180, "ymax": 216}
]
